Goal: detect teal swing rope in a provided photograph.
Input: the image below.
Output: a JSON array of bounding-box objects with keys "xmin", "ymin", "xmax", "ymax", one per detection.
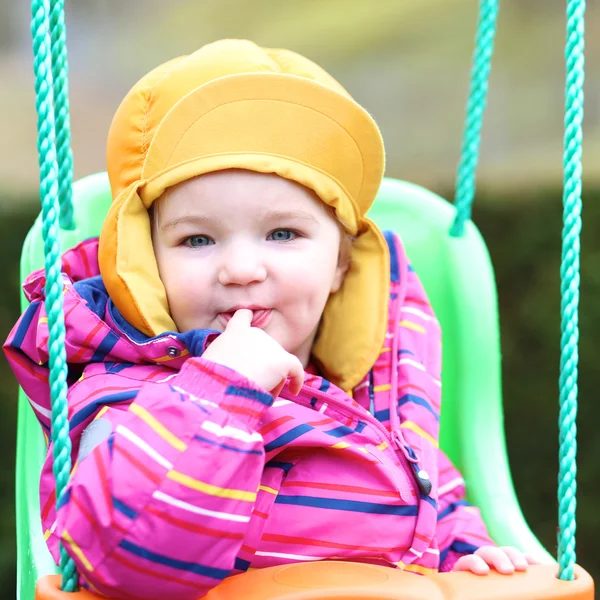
[
  {"xmin": 451, "ymin": 0, "xmax": 585, "ymax": 582},
  {"xmin": 29, "ymin": 0, "xmax": 584, "ymax": 592},
  {"xmin": 558, "ymin": 0, "xmax": 585, "ymax": 582},
  {"xmin": 450, "ymin": 0, "xmax": 498, "ymax": 237},
  {"xmin": 30, "ymin": 0, "xmax": 78, "ymax": 591},
  {"xmin": 49, "ymin": 0, "xmax": 75, "ymax": 231}
]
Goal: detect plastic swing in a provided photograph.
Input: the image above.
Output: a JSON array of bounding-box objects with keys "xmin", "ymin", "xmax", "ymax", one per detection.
[{"xmin": 15, "ymin": 0, "xmax": 593, "ymax": 599}]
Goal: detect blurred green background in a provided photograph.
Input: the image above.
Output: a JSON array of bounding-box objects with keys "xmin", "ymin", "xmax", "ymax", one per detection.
[{"xmin": 2, "ymin": 0, "xmax": 600, "ymax": 598}]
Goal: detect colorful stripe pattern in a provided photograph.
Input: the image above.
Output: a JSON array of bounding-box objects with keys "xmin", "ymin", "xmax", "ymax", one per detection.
[{"xmin": 4, "ymin": 236, "xmax": 493, "ymax": 599}]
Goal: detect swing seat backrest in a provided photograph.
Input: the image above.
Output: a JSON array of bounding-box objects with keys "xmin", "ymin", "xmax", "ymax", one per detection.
[{"xmin": 14, "ymin": 173, "xmax": 551, "ymax": 600}]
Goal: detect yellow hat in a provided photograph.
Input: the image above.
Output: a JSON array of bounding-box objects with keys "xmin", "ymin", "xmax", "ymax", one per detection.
[{"xmin": 98, "ymin": 39, "xmax": 389, "ymax": 392}]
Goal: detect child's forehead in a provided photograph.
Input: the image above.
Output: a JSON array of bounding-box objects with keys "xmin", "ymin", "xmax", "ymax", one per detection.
[{"xmin": 158, "ymin": 170, "xmax": 331, "ymax": 216}]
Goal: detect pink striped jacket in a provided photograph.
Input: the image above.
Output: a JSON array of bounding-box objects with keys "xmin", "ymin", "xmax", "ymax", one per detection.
[{"xmin": 4, "ymin": 232, "xmax": 493, "ymax": 599}]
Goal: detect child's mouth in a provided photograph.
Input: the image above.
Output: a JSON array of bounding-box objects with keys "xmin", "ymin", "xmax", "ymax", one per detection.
[{"xmin": 218, "ymin": 309, "xmax": 272, "ymax": 328}]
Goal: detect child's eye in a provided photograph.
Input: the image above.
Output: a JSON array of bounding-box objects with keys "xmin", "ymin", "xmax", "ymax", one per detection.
[
  {"xmin": 268, "ymin": 229, "xmax": 297, "ymax": 242},
  {"xmin": 185, "ymin": 235, "xmax": 214, "ymax": 247}
]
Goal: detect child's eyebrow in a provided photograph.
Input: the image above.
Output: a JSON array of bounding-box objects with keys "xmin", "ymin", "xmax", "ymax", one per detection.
[
  {"xmin": 159, "ymin": 215, "xmax": 218, "ymax": 232},
  {"xmin": 159, "ymin": 210, "xmax": 319, "ymax": 232},
  {"xmin": 262, "ymin": 209, "xmax": 319, "ymax": 225}
]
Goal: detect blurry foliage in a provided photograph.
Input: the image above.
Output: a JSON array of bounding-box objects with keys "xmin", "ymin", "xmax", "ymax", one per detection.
[{"xmin": 1, "ymin": 185, "xmax": 599, "ymax": 596}]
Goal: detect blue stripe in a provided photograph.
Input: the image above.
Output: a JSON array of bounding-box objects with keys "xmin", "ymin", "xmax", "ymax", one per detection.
[
  {"xmin": 108, "ymin": 434, "xmax": 114, "ymax": 459},
  {"xmin": 384, "ymin": 231, "xmax": 400, "ymax": 282},
  {"xmin": 194, "ymin": 434, "xmax": 262, "ymax": 455},
  {"xmin": 323, "ymin": 425, "xmax": 355, "ymax": 438},
  {"xmin": 225, "ymin": 385, "xmax": 273, "ymax": 406},
  {"xmin": 264, "ymin": 424, "xmax": 314, "ymax": 452},
  {"xmin": 90, "ymin": 331, "xmax": 120, "ymax": 362},
  {"xmin": 438, "ymin": 499, "xmax": 472, "ymax": 521},
  {"xmin": 374, "ymin": 409, "xmax": 390, "ymax": 422},
  {"xmin": 57, "ymin": 488, "xmax": 71, "ymax": 510},
  {"xmin": 398, "ymin": 349, "xmax": 414, "ymax": 356},
  {"xmin": 105, "ymin": 362, "xmax": 135, "ymax": 374},
  {"xmin": 310, "ymin": 397, "xmax": 318, "ymax": 407},
  {"xmin": 119, "ymin": 539, "xmax": 230, "ymax": 580},
  {"xmin": 11, "ymin": 301, "xmax": 41, "ymax": 348},
  {"xmin": 234, "ymin": 557, "xmax": 251, "ymax": 572},
  {"xmin": 275, "ymin": 495, "xmax": 418, "ymax": 516},
  {"xmin": 323, "ymin": 420, "xmax": 367, "ymax": 438},
  {"xmin": 318, "ymin": 379, "xmax": 331, "ymax": 392},
  {"xmin": 265, "ymin": 460, "xmax": 295, "ymax": 473},
  {"xmin": 113, "ymin": 497, "xmax": 137, "ymax": 519},
  {"xmin": 439, "ymin": 541, "xmax": 480, "ymax": 566},
  {"xmin": 398, "ymin": 394, "xmax": 439, "ymax": 420},
  {"xmin": 420, "ymin": 493, "xmax": 437, "ymax": 509},
  {"xmin": 69, "ymin": 390, "xmax": 139, "ymax": 430}
]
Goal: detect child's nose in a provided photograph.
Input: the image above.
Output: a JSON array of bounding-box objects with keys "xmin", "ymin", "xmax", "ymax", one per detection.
[{"xmin": 217, "ymin": 244, "xmax": 267, "ymax": 286}]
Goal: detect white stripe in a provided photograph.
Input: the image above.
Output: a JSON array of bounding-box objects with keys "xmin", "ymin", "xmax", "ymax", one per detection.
[
  {"xmin": 398, "ymin": 358, "xmax": 426, "ymax": 371},
  {"xmin": 402, "ymin": 307, "xmax": 434, "ymax": 321},
  {"xmin": 50, "ymin": 520, "xmax": 57, "ymax": 533},
  {"xmin": 273, "ymin": 399, "xmax": 293, "ymax": 407},
  {"xmin": 385, "ymin": 332, "xmax": 394, "ymax": 339},
  {"xmin": 201, "ymin": 420, "xmax": 262, "ymax": 443},
  {"xmin": 255, "ymin": 551, "xmax": 317, "ymax": 561},
  {"xmin": 116, "ymin": 424, "xmax": 173, "ymax": 469},
  {"xmin": 28, "ymin": 397, "xmax": 51, "ymax": 419},
  {"xmin": 154, "ymin": 373, "xmax": 178, "ymax": 383},
  {"xmin": 438, "ymin": 477, "xmax": 464, "ymax": 496},
  {"xmin": 318, "ymin": 402, "xmax": 328, "ymax": 413},
  {"xmin": 425, "ymin": 548, "xmax": 440, "ymax": 555},
  {"xmin": 153, "ymin": 490, "xmax": 250, "ymax": 523},
  {"xmin": 409, "ymin": 547, "xmax": 423, "ymax": 557},
  {"xmin": 354, "ymin": 381, "xmax": 369, "ymax": 392},
  {"xmin": 432, "ymin": 378, "xmax": 442, "ymax": 387}
]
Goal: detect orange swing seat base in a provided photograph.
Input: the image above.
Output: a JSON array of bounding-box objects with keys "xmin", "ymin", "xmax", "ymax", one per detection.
[{"xmin": 36, "ymin": 562, "xmax": 594, "ymax": 600}]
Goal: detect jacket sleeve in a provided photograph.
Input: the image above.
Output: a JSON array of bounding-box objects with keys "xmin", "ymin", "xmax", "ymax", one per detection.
[
  {"xmin": 3, "ymin": 297, "xmax": 274, "ymax": 599},
  {"xmin": 56, "ymin": 357, "xmax": 274, "ymax": 599},
  {"xmin": 436, "ymin": 448, "xmax": 496, "ymax": 572}
]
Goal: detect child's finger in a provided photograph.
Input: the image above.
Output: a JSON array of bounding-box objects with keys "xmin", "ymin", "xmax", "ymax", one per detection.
[
  {"xmin": 453, "ymin": 554, "xmax": 490, "ymax": 575},
  {"xmin": 226, "ymin": 309, "xmax": 253, "ymax": 330},
  {"xmin": 287, "ymin": 358, "xmax": 305, "ymax": 396},
  {"xmin": 475, "ymin": 547, "xmax": 514, "ymax": 574},
  {"xmin": 499, "ymin": 546, "xmax": 528, "ymax": 571}
]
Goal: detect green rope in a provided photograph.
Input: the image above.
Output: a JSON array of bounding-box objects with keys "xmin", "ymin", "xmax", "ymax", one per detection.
[
  {"xmin": 49, "ymin": 0, "xmax": 75, "ymax": 231},
  {"xmin": 31, "ymin": 0, "xmax": 78, "ymax": 592},
  {"xmin": 558, "ymin": 0, "xmax": 585, "ymax": 582},
  {"xmin": 450, "ymin": 0, "xmax": 498, "ymax": 237}
]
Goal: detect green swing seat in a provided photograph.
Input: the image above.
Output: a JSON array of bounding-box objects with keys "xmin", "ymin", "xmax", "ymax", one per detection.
[{"xmin": 15, "ymin": 172, "xmax": 552, "ymax": 600}]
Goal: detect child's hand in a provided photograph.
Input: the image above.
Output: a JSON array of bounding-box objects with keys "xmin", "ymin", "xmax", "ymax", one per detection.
[
  {"xmin": 203, "ymin": 309, "xmax": 305, "ymax": 396},
  {"xmin": 452, "ymin": 546, "xmax": 538, "ymax": 575}
]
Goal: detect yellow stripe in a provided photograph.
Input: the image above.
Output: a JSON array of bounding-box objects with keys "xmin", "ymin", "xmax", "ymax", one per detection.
[
  {"xmin": 95, "ymin": 406, "xmax": 109, "ymax": 420},
  {"xmin": 258, "ymin": 485, "xmax": 278, "ymax": 495},
  {"xmin": 399, "ymin": 320, "xmax": 425, "ymax": 334},
  {"xmin": 373, "ymin": 384, "xmax": 391, "ymax": 392},
  {"xmin": 70, "ymin": 460, "xmax": 78, "ymax": 477},
  {"xmin": 379, "ymin": 347, "xmax": 391, "ymax": 354},
  {"xmin": 397, "ymin": 560, "xmax": 406, "ymax": 569},
  {"xmin": 358, "ymin": 447, "xmax": 369, "ymax": 454},
  {"xmin": 129, "ymin": 403, "xmax": 187, "ymax": 451},
  {"xmin": 331, "ymin": 442, "xmax": 351, "ymax": 450},
  {"xmin": 39, "ymin": 317, "xmax": 48, "ymax": 324},
  {"xmin": 154, "ymin": 349, "xmax": 190, "ymax": 363},
  {"xmin": 404, "ymin": 563, "xmax": 439, "ymax": 575},
  {"xmin": 62, "ymin": 529, "xmax": 93, "ymax": 572},
  {"xmin": 400, "ymin": 421, "xmax": 439, "ymax": 447},
  {"xmin": 43, "ymin": 529, "xmax": 52, "ymax": 541},
  {"xmin": 167, "ymin": 470, "xmax": 256, "ymax": 502},
  {"xmin": 376, "ymin": 441, "xmax": 388, "ymax": 451}
]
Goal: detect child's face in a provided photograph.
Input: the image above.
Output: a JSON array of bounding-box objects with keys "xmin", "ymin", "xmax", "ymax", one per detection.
[{"xmin": 152, "ymin": 170, "xmax": 348, "ymax": 366}]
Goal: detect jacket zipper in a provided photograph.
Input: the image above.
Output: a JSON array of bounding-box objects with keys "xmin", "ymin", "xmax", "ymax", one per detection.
[{"xmin": 280, "ymin": 385, "xmax": 417, "ymax": 502}]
